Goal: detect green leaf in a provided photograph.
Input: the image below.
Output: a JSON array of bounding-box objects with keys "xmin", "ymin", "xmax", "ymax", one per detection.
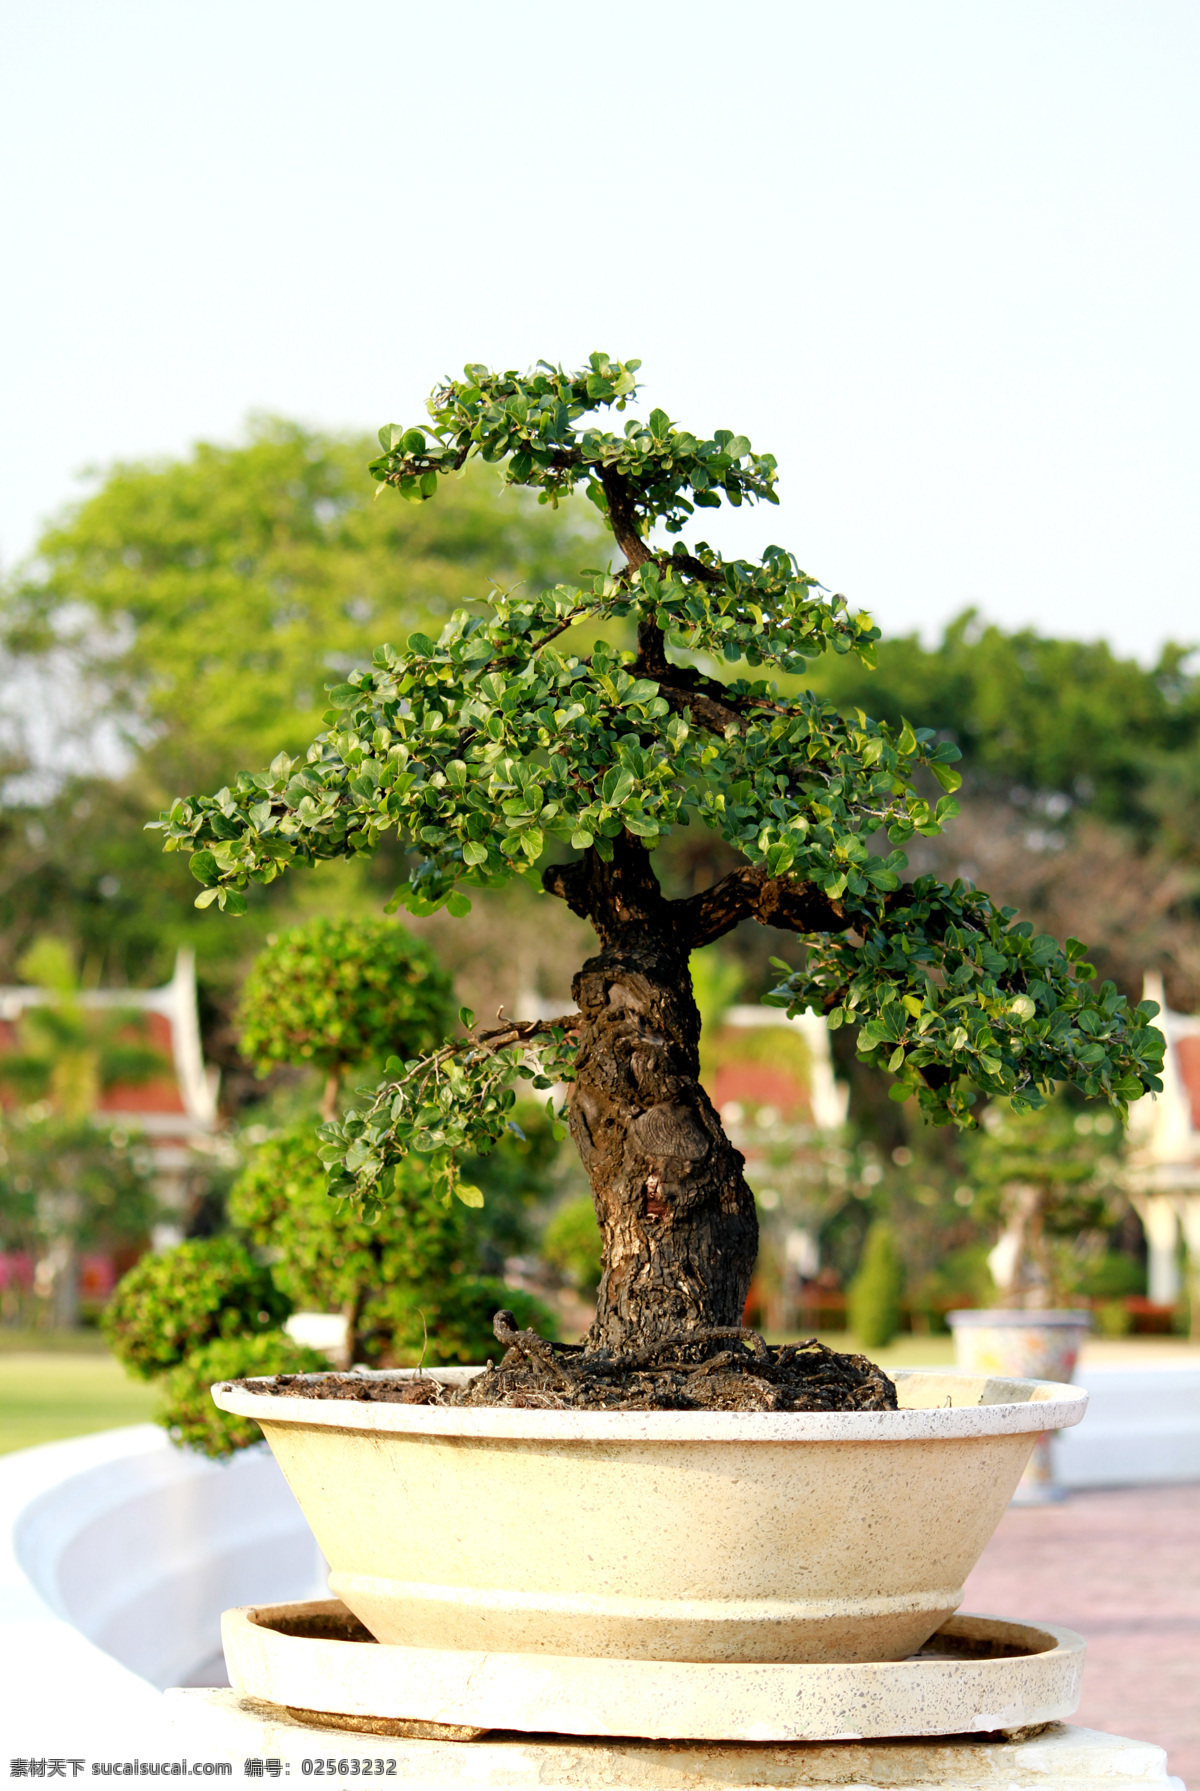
[
  {"xmin": 897, "ymin": 718, "xmax": 917, "ymax": 756},
  {"xmin": 221, "ymin": 890, "xmax": 248, "ymax": 916},
  {"xmin": 193, "ymin": 887, "xmax": 221, "ymax": 909},
  {"xmin": 459, "ymin": 1006, "xmax": 475, "ymax": 1029},
  {"xmin": 601, "ymin": 767, "xmax": 635, "ymax": 806},
  {"xmin": 454, "ymin": 1181, "xmax": 485, "ymax": 1208},
  {"xmin": 189, "ymin": 850, "xmax": 218, "ymax": 885},
  {"xmin": 462, "ymin": 841, "xmax": 489, "ymax": 866},
  {"xmin": 931, "ymin": 761, "xmax": 962, "ymax": 793}
]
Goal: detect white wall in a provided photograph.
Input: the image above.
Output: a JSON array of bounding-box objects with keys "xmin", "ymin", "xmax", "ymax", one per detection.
[
  {"xmin": 1, "ymin": 1422, "xmax": 323, "ymax": 1745},
  {"xmin": 1058, "ymin": 1368, "xmax": 1200, "ymax": 1488}
]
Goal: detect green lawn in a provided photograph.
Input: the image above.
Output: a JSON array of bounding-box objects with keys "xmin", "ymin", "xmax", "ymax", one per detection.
[{"xmin": 0, "ymin": 1351, "xmax": 158, "ymax": 1455}]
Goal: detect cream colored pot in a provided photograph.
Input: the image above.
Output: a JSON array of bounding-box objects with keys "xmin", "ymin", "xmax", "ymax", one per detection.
[{"xmin": 212, "ymin": 1368, "xmax": 1086, "ymax": 1666}]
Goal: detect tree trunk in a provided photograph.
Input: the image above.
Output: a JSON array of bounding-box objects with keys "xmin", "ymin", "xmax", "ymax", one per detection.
[
  {"xmin": 556, "ymin": 839, "xmax": 759, "ymax": 1352},
  {"xmin": 320, "ymin": 1070, "xmax": 342, "ymax": 1125}
]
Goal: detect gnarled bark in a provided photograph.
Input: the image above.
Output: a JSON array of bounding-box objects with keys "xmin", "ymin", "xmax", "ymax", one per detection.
[{"xmin": 546, "ymin": 835, "xmax": 759, "ymax": 1350}]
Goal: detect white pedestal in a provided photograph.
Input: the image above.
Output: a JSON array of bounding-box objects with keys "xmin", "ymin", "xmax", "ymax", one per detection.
[{"xmin": 167, "ymin": 1690, "xmax": 1184, "ymax": 1790}]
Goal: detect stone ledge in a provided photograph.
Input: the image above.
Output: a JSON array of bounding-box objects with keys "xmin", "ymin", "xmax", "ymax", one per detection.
[{"xmin": 166, "ymin": 1692, "xmax": 1185, "ymax": 1790}]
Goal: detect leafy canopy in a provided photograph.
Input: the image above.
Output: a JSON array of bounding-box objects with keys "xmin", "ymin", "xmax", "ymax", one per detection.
[{"xmin": 157, "ymin": 354, "xmax": 1165, "ymax": 1201}]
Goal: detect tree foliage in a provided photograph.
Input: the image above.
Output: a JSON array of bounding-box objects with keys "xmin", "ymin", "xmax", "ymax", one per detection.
[
  {"xmin": 7, "ymin": 423, "xmax": 608, "ymax": 791},
  {"xmin": 809, "ymin": 610, "xmax": 1200, "ymax": 831},
  {"xmin": 157, "ymin": 1332, "xmax": 330, "ymax": 1459},
  {"xmin": 155, "ymin": 354, "xmax": 1166, "ymax": 1210},
  {"xmin": 847, "ymin": 1220, "xmax": 904, "ymax": 1349},
  {"xmin": 227, "ymin": 1123, "xmax": 554, "ymax": 1366},
  {"xmin": 0, "ymin": 426, "xmax": 606, "ymax": 1005},
  {"xmin": 103, "ymin": 1235, "xmax": 290, "ymax": 1377},
  {"xmin": 237, "ymin": 916, "xmax": 452, "ymax": 1115}
]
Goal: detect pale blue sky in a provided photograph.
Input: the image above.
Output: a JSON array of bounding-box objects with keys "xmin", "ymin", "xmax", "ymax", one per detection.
[{"xmin": 2, "ymin": 1, "xmax": 1196, "ymax": 661}]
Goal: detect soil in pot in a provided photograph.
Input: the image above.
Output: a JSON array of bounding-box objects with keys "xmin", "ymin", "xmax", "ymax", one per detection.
[{"xmin": 237, "ymin": 1313, "xmax": 898, "ymax": 1413}]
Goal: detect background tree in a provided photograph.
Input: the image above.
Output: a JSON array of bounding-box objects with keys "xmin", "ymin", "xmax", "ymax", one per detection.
[
  {"xmin": 104, "ymin": 916, "xmax": 557, "ymax": 1449},
  {"xmin": 228, "ymin": 1124, "xmax": 554, "ymax": 1370},
  {"xmin": 161, "ymin": 354, "xmax": 1165, "ymax": 1369},
  {"xmin": 237, "ymin": 916, "xmax": 453, "ymax": 1120},
  {"xmin": 0, "ymin": 432, "xmax": 606, "ymax": 1103},
  {"xmin": 102, "ymin": 1235, "xmax": 327, "ymax": 1458},
  {"xmin": 964, "ymin": 1095, "xmax": 1124, "ymax": 1310},
  {"xmin": 0, "ymin": 1112, "xmax": 159, "ymax": 1328},
  {"xmin": 847, "ymin": 1221, "xmax": 904, "ymax": 1349},
  {"xmin": 0, "ymin": 936, "xmax": 164, "ymax": 1325}
]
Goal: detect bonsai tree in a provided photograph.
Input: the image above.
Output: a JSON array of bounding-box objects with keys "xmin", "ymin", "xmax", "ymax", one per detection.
[
  {"xmin": 966, "ymin": 1095, "xmax": 1125, "ymax": 1310},
  {"xmin": 157, "ymin": 354, "xmax": 1165, "ymax": 1394}
]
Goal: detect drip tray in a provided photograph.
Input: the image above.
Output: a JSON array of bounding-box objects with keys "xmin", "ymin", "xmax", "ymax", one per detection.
[{"xmin": 222, "ymin": 1601, "xmax": 1084, "ymax": 1743}]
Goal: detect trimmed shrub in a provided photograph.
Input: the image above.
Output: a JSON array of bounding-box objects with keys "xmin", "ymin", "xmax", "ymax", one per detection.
[
  {"xmin": 158, "ymin": 1332, "xmax": 329, "ymax": 1459},
  {"xmin": 103, "ymin": 1236, "xmax": 290, "ymax": 1378},
  {"xmin": 228, "ymin": 1123, "xmax": 556, "ymax": 1365},
  {"xmin": 238, "ymin": 917, "xmax": 452, "ymax": 1081},
  {"xmin": 847, "ymin": 1221, "xmax": 904, "ymax": 1349}
]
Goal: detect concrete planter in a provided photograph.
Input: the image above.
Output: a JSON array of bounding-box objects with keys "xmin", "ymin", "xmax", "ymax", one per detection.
[
  {"xmin": 948, "ymin": 1311, "xmax": 1091, "ymax": 1503},
  {"xmin": 213, "ymin": 1367, "xmax": 1086, "ymax": 1667}
]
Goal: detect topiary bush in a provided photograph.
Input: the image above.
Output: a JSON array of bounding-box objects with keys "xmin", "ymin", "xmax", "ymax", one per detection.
[
  {"xmin": 158, "ymin": 1332, "xmax": 330, "ymax": 1459},
  {"xmin": 103, "ymin": 1236, "xmax": 291, "ymax": 1378},
  {"xmin": 847, "ymin": 1221, "xmax": 905, "ymax": 1349},
  {"xmin": 228, "ymin": 1122, "xmax": 556, "ymax": 1364},
  {"xmin": 238, "ymin": 916, "xmax": 453, "ymax": 1117}
]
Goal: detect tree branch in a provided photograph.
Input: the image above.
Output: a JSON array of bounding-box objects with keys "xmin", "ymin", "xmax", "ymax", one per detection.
[
  {"xmin": 675, "ymin": 866, "xmax": 851, "ymax": 950},
  {"xmin": 599, "ymin": 467, "xmax": 652, "ymax": 571},
  {"xmin": 542, "ymin": 834, "xmax": 671, "ymax": 944}
]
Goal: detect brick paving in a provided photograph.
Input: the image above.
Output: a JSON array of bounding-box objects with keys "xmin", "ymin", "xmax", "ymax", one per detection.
[{"xmin": 962, "ymin": 1483, "xmax": 1200, "ymax": 1787}]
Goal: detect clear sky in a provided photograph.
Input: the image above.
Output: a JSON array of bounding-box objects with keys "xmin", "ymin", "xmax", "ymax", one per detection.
[{"xmin": 2, "ymin": 1, "xmax": 1196, "ymax": 661}]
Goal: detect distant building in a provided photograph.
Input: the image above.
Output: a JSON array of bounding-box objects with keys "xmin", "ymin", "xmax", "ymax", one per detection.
[
  {"xmin": 0, "ymin": 949, "xmax": 220, "ymax": 1231},
  {"xmin": 707, "ymin": 1005, "xmax": 848, "ymax": 1135},
  {"xmin": 1126, "ymin": 973, "xmax": 1200, "ymax": 1306}
]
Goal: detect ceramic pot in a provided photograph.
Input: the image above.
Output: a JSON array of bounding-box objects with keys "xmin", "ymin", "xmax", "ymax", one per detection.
[
  {"xmin": 213, "ymin": 1368, "xmax": 1085, "ymax": 1666},
  {"xmin": 947, "ymin": 1310, "xmax": 1091, "ymax": 1503}
]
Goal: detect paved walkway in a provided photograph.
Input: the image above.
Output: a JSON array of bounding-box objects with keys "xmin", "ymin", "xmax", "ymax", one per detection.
[{"xmin": 963, "ymin": 1483, "xmax": 1200, "ymax": 1788}]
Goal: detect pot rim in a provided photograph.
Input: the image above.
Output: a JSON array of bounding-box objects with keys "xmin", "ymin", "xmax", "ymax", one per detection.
[
  {"xmin": 946, "ymin": 1308, "xmax": 1092, "ymax": 1328},
  {"xmin": 212, "ymin": 1366, "xmax": 1087, "ymax": 1442}
]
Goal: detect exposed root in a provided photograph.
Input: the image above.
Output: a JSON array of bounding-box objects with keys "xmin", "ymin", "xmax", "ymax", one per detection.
[
  {"xmin": 449, "ymin": 1311, "xmax": 898, "ymax": 1411},
  {"xmin": 246, "ymin": 1312, "xmax": 897, "ymax": 1414}
]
